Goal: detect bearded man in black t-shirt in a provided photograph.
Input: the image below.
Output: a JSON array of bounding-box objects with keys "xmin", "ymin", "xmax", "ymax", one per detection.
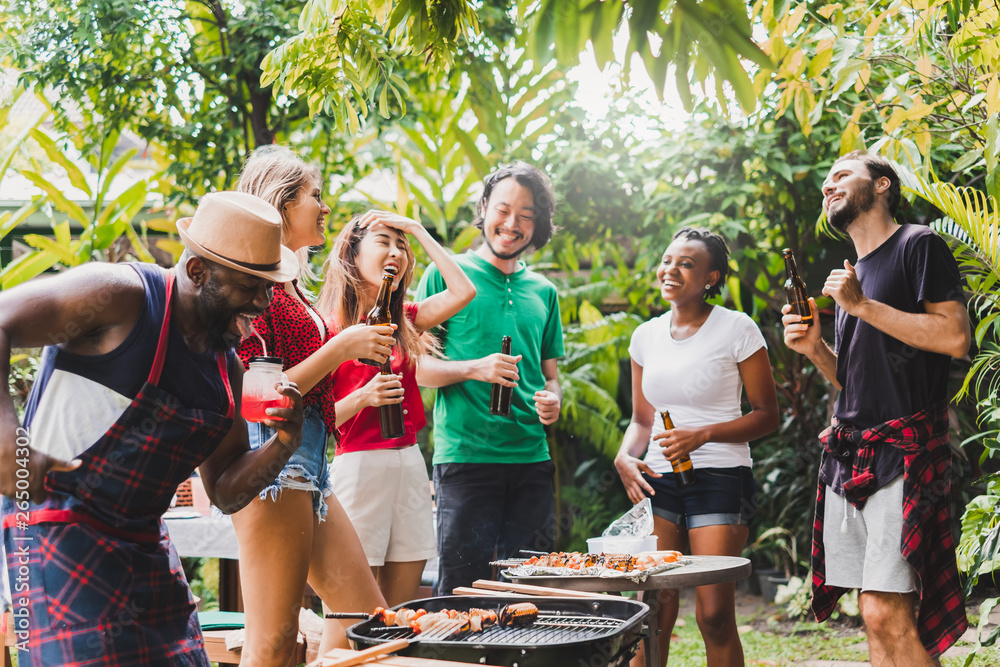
[{"xmin": 782, "ymin": 150, "xmax": 971, "ymax": 666}]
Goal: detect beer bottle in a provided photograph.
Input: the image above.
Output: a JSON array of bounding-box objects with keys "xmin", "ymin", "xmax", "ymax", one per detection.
[
  {"xmin": 782, "ymin": 248, "xmax": 814, "ymax": 327},
  {"xmin": 490, "ymin": 335, "xmax": 513, "ymax": 416},
  {"xmin": 660, "ymin": 410, "xmax": 696, "ymax": 487},
  {"xmin": 379, "ymin": 357, "xmax": 405, "ymax": 439},
  {"xmin": 359, "ymin": 269, "xmax": 396, "ymax": 367}
]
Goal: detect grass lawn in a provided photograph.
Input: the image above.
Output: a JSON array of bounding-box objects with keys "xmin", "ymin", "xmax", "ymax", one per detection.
[{"xmin": 663, "ymin": 612, "xmax": 1000, "ymax": 666}]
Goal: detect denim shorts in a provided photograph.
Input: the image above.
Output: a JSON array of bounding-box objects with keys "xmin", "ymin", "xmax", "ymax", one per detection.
[
  {"xmin": 642, "ymin": 466, "xmax": 757, "ymax": 529},
  {"xmin": 247, "ymin": 406, "xmax": 333, "ymax": 520}
]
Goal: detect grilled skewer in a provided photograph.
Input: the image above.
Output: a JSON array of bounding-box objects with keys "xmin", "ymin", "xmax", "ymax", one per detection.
[
  {"xmin": 498, "ymin": 602, "xmax": 539, "ymax": 627},
  {"xmin": 323, "ymin": 619, "xmax": 467, "ymax": 667}
]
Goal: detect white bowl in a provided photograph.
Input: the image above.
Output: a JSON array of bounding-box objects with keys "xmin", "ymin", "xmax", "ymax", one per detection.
[{"xmin": 587, "ymin": 535, "xmax": 657, "ymax": 554}]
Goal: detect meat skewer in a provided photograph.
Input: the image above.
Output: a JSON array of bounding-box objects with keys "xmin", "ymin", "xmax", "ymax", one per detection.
[
  {"xmin": 498, "ymin": 602, "xmax": 539, "ymax": 627},
  {"xmin": 340, "ymin": 605, "xmax": 502, "ymax": 634}
]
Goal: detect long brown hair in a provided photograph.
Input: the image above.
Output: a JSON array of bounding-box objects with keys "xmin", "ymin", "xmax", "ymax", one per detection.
[
  {"xmin": 235, "ymin": 145, "xmax": 322, "ymax": 282},
  {"xmin": 317, "ymin": 215, "xmax": 433, "ymax": 365}
]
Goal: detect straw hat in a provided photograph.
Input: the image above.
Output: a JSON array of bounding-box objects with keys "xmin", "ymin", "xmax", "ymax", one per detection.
[{"xmin": 176, "ymin": 191, "xmax": 299, "ymax": 282}]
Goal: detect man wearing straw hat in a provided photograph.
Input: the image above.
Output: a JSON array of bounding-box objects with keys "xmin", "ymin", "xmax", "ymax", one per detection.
[{"xmin": 0, "ymin": 191, "xmax": 304, "ymax": 666}]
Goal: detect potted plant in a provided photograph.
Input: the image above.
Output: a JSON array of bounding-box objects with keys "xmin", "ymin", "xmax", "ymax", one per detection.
[{"xmin": 744, "ymin": 527, "xmax": 799, "ymax": 602}]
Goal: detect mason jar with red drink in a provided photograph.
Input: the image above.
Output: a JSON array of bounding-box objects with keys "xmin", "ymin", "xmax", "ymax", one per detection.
[{"xmin": 241, "ymin": 356, "xmax": 292, "ymax": 422}]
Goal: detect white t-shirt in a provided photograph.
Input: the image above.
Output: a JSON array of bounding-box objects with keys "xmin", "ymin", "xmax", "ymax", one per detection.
[{"xmin": 629, "ymin": 306, "xmax": 767, "ymax": 473}]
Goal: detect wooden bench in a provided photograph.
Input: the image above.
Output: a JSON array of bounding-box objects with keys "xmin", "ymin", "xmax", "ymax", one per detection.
[{"xmin": 204, "ymin": 628, "xmax": 306, "ymax": 666}]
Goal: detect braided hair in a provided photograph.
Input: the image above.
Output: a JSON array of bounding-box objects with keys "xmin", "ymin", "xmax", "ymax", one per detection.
[{"xmin": 672, "ymin": 227, "xmax": 730, "ymax": 301}]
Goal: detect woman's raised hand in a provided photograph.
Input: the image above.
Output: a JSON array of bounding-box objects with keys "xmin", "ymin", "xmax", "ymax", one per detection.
[{"xmin": 356, "ymin": 210, "xmax": 424, "ymax": 236}]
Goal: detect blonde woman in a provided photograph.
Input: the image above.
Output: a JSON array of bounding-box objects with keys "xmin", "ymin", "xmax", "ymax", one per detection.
[
  {"xmin": 232, "ymin": 146, "xmax": 390, "ymax": 665},
  {"xmin": 317, "ymin": 211, "xmax": 475, "ymax": 605}
]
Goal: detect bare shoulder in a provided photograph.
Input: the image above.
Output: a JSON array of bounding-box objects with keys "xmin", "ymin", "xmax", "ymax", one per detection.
[
  {"xmin": 45, "ymin": 262, "xmax": 146, "ymax": 317},
  {"xmin": 0, "ymin": 262, "xmax": 149, "ymax": 351}
]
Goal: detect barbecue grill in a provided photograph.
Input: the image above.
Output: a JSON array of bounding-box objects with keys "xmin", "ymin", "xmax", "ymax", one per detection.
[{"xmin": 346, "ymin": 595, "xmax": 648, "ymax": 667}]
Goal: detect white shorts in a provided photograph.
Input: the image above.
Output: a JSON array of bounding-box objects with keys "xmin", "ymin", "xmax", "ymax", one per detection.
[
  {"xmin": 823, "ymin": 476, "xmax": 918, "ymax": 593},
  {"xmin": 330, "ymin": 446, "xmax": 437, "ymax": 567}
]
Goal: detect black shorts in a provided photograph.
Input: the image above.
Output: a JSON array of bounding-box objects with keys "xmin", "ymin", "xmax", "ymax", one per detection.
[{"xmin": 642, "ymin": 466, "xmax": 757, "ymax": 529}]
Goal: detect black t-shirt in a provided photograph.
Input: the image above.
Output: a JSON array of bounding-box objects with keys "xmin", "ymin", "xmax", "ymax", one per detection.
[{"xmin": 820, "ymin": 224, "xmax": 964, "ymax": 493}]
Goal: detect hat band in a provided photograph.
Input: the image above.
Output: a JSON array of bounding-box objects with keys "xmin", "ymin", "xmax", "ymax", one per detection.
[{"xmin": 211, "ymin": 250, "xmax": 281, "ymax": 273}]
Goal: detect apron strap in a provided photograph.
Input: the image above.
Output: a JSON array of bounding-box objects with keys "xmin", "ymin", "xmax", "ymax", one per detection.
[
  {"xmin": 148, "ymin": 271, "xmax": 176, "ymax": 386},
  {"xmin": 216, "ymin": 352, "xmax": 235, "ymax": 419},
  {"xmin": 2, "ymin": 508, "xmax": 160, "ymax": 543},
  {"xmin": 155, "ymin": 271, "xmax": 234, "ymax": 419}
]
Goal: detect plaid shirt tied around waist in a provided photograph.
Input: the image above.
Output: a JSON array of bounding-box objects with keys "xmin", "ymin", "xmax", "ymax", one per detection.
[{"xmin": 810, "ymin": 400, "xmax": 968, "ymax": 657}]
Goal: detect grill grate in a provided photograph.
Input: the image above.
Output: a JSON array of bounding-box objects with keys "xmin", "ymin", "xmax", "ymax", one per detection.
[{"xmin": 360, "ymin": 614, "xmax": 626, "ymax": 646}]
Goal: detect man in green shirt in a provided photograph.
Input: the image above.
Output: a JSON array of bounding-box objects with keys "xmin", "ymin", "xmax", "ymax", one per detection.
[{"xmin": 416, "ymin": 162, "xmax": 564, "ymax": 594}]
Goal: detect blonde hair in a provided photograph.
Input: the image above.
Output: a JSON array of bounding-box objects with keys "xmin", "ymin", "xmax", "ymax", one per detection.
[
  {"xmin": 235, "ymin": 145, "xmax": 323, "ymax": 282},
  {"xmin": 316, "ymin": 214, "xmax": 435, "ymax": 366}
]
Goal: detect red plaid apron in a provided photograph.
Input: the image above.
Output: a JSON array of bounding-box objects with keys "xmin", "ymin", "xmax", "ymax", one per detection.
[{"xmin": 3, "ymin": 271, "xmax": 235, "ymax": 666}]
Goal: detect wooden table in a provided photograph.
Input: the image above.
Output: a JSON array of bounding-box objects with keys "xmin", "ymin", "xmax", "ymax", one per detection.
[{"xmin": 500, "ymin": 555, "xmax": 752, "ymax": 667}]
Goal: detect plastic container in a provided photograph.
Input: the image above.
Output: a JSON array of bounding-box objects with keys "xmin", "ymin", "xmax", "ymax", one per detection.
[
  {"xmin": 586, "ymin": 535, "xmax": 658, "ymax": 554},
  {"xmin": 241, "ymin": 356, "xmax": 291, "ymax": 422}
]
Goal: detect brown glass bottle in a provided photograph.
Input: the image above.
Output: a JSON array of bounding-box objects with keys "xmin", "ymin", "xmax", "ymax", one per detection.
[
  {"xmin": 490, "ymin": 335, "xmax": 513, "ymax": 416},
  {"xmin": 379, "ymin": 358, "xmax": 405, "ymax": 439},
  {"xmin": 782, "ymin": 248, "xmax": 814, "ymax": 327},
  {"xmin": 359, "ymin": 270, "xmax": 396, "ymax": 367},
  {"xmin": 660, "ymin": 410, "xmax": 696, "ymax": 487}
]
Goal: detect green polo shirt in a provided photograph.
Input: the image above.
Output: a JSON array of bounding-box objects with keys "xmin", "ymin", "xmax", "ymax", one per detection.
[{"xmin": 416, "ymin": 251, "xmax": 565, "ymax": 464}]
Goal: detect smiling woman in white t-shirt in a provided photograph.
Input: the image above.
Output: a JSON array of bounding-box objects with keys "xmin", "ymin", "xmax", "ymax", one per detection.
[{"xmin": 614, "ymin": 227, "xmax": 779, "ymax": 667}]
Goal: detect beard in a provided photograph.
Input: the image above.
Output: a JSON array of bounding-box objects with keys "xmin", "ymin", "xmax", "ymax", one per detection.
[
  {"xmin": 482, "ymin": 229, "xmax": 531, "ymax": 261},
  {"xmin": 198, "ymin": 278, "xmax": 247, "ymax": 351},
  {"xmin": 828, "ymin": 180, "xmax": 877, "ymax": 232}
]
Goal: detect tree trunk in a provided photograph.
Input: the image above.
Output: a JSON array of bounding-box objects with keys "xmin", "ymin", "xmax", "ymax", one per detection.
[{"xmin": 248, "ymin": 86, "xmax": 274, "ymax": 148}]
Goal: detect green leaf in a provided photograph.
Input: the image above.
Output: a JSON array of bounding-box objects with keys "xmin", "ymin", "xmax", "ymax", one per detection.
[
  {"xmin": 23, "ymin": 234, "xmax": 79, "ymax": 266},
  {"xmin": 53, "ymin": 220, "xmax": 71, "ymax": 246},
  {"xmin": 533, "ymin": 0, "xmax": 557, "ymax": 62},
  {"xmin": 20, "ymin": 171, "xmax": 89, "ymax": 224},
  {"xmin": 963, "ymin": 92, "xmax": 987, "ymax": 115},
  {"xmin": 445, "ymin": 170, "xmax": 479, "ymax": 220},
  {"xmin": 1, "ymin": 118, "xmax": 45, "ymax": 184},
  {"xmin": 985, "ymin": 113, "xmax": 1000, "ymax": 203},
  {"xmin": 589, "ymin": 1, "xmax": 620, "ymax": 69},
  {"xmin": 554, "ymin": 0, "xmax": 581, "ymax": 62},
  {"xmin": 953, "ymin": 148, "xmax": 983, "ymax": 174},
  {"xmin": 98, "ymin": 178, "xmax": 150, "ymax": 228},
  {"xmin": 451, "ymin": 127, "xmax": 490, "ymax": 179},
  {"xmin": 98, "ymin": 131, "xmax": 121, "ymax": 173},
  {"xmin": 29, "ymin": 129, "xmax": 93, "ymax": 198},
  {"xmin": 378, "ymin": 85, "xmax": 390, "ymax": 119},
  {"xmin": 0, "ymin": 199, "xmax": 44, "ymax": 243},
  {"xmin": 97, "ymin": 148, "xmax": 139, "ymax": 204},
  {"xmin": 0, "ymin": 250, "xmax": 61, "ymax": 290}
]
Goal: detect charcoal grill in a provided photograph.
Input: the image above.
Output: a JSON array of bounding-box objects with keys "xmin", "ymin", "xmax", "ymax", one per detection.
[{"xmin": 346, "ymin": 595, "xmax": 648, "ymax": 667}]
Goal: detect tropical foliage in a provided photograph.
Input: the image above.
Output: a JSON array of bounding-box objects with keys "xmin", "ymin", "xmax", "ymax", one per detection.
[
  {"xmin": 4, "ymin": 2, "xmax": 1000, "ymax": 633},
  {"xmin": 269, "ymin": 0, "xmax": 772, "ymax": 128}
]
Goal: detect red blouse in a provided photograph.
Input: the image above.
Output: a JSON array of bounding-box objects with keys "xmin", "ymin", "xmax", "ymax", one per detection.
[
  {"xmin": 237, "ymin": 281, "xmax": 338, "ymax": 435},
  {"xmin": 330, "ymin": 302, "xmax": 427, "ymax": 453}
]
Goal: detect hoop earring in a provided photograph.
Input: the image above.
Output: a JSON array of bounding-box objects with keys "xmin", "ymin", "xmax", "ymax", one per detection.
[{"xmin": 705, "ymin": 284, "xmax": 712, "ymax": 290}]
